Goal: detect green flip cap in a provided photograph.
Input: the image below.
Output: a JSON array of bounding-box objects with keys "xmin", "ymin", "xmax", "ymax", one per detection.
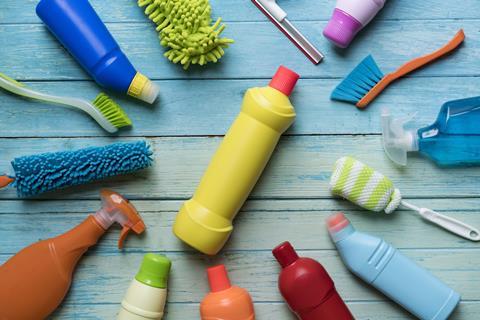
[{"xmin": 135, "ymin": 253, "xmax": 172, "ymax": 289}]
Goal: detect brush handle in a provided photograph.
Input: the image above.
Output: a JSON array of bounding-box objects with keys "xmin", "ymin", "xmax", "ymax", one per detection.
[
  {"xmin": 417, "ymin": 207, "xmax": 480, "ymax": 242},
  {"xmin": 0, "ymin": 175, "xmax": 14, "ymax": 189},
  {"xmin": 357, "ymin": 29, "xmax": 464, "ymax": 108},
  {"xmin": 390, "ymin": 29, "xmax": 465, "ymax": 80}
]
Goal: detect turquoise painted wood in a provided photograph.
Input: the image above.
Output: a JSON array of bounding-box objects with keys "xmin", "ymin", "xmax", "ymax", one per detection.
[{"xmin": 0, "ymin": 1, "xmax": 479, "ymax": 319}]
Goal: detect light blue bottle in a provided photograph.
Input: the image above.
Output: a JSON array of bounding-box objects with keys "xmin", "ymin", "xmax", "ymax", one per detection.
[
  {"xmin": 382, "ymin": 96, "xmax": 480, "ymax": 166},
  {"xmin": 327, "ymin": 212, "xmax": 460, "ymax": 320}
]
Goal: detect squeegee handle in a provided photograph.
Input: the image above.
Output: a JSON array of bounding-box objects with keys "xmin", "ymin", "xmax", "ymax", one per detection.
[{"xmin": 256, "ymin": 0, "xmax": 287, "ymax": 21}]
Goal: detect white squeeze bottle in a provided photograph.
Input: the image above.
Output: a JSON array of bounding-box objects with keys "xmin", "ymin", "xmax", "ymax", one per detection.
[{"xmin": 118, "ymin": 254, "xmax": 172, "ymax": 320}]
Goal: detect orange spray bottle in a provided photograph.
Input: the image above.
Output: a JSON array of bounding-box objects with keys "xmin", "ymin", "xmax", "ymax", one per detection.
[
  {"xmin": 200, "ymin": 264, "xmax": 255, "ymax": 320},
  {"xmin": 0, "ymin": 189, "xmax": 146, "ymax": 320}
]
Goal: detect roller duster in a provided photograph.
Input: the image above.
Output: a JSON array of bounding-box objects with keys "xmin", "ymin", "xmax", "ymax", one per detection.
[
  {"xmin": 138, "ymin": 0, "xmax": 234, "ymax": 69},
  {"xmin": 173, "ymin": 66, "xmax": 299, "ymax": 255},
  {"xmin": 0, "ymin": 141, "xmax": 153, "ymax": 197},
  {"xmin": 330, "ymin": 156, "xmax": 480, "ymax": 241}
]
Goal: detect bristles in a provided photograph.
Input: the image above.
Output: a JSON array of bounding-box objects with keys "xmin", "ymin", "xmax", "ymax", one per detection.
[
  {"xmin": 138, "ymin": 0, "xmax": 233, "ymax": 69},
  {"xmin": 331, "ymin": 55, "xmax": 384, "ymax": 104},
  {"xmin": 11, "ymin": 141, "xmax": 153, "ymax": 197},
  {"xmin": 92, "ymin": 93, "xmax": 132, "ymax": 129}
]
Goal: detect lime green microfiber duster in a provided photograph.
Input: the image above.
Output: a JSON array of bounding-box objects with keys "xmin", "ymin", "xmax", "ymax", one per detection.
[
  {"xmin": 329, "ymin": 156, "xmax": 480, "ymax": 241},
  {"xmin": 138, "ymin": 0, "xmax": 234, "ymax": 69}
]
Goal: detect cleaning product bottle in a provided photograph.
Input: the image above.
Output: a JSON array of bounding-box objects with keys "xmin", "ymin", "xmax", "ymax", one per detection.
[
  {"xmin": 173, "ymin": 66, "xmax": 299, "ymax": 255},
  {"xmin": 118, "ymin": 253, "xmax": 172, "ymax": 320},
  {"xmin": 327, "ymin": 212, "xmax": 460, "ymax": 320},
  {"xmin": 272, "ymin": 242, "xmax": 354, "ymax": 320},
  {"xmin": 0, "ymin": 189, "xmax": 146, "ymax": 320},
  {"xmin": 200, "ymin": 264, "xmax": 255, "ymax": 320},
  {"xmin": 36, "ymin": 0, "xmax": 159, "ymax": 103},
  {"xmin": 323, "ymin": 0, "xmax": 386, "ymax": 48},
  {"xmin": 382, "ymin": 96, "xmax": 480, "ymax": 166}
]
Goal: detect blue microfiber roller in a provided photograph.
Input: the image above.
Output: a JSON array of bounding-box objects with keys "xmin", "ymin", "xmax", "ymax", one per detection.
[{"xmin": 0, "ymin": 141, "xmax": 153, "ymax": 197}]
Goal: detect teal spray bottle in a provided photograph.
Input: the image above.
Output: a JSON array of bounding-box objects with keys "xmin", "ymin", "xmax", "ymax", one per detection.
[{"xmin": 382, "ymin": 96, "xmax": 480, "ymax": 166}]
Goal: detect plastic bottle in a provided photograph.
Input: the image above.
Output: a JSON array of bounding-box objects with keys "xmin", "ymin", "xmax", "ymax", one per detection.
[
  {"xmin": 382, "ymin": 97, "xmax": 480, "ymax": 166},
  {"xmin": 272, "ymin": 242, "xmax": 354, "ymax": 320},
  {"xmin": 200, "ymin": 264, "xmax": 255, "ymax": 320},
  {"xmin": 323, "ymin": 0, "xmax": 386, "ymax": 48},
  {"xmin": 118, "ymin": 254, "xmax": 172, "ymax": 320},
  {"xmin": 173, "ymin": 66, "xmax": 299, "ymax": 255},
  {"xmin": 36, "ymin": 0, "xmax": 159, "ymax": 103},
  {"xmin": 327, "ymin": 212, "xmax": 460, "ymax": 320},
  {"xmin": 0, "ymin": 189, "xmax": 146, "ymax": 320}
]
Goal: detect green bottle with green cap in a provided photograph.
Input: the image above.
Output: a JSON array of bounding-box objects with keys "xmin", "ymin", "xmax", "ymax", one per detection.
[{"xmin": 118, "ymin": 254, "xmax": 172, "ymax": 320}]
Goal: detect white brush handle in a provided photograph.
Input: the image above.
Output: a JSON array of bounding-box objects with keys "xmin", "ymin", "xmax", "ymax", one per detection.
[
  {"xmin": 0, "ymin": 76, "xmax": 117, "ymax": 133},
  {"xmin": 401, "ymin": 201, "xmax": 480, "ymax": 241}
]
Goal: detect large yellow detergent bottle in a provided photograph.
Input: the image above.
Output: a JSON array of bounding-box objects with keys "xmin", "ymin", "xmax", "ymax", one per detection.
[{"xmin": 173, "ymin": 66, "xmax": 299, "ymax": 255}]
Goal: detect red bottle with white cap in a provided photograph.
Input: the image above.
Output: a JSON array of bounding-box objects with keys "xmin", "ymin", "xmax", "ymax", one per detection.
[
  {"xmin": 200, "ymin": 265, "xmax": 255, "ymax": 320},
  {"xmin": 272, "ymin": 242, "xmax": 354, "ymax": 320}
]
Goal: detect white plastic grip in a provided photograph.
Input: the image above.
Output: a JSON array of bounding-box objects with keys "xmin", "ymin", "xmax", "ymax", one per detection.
[
  {"xmin": 419, "ymin": 208, "xmax": 480, "ymax": 241},
  {"xmin": 257, "ymin": 0, "xmax": 287, "ymax": 21}
]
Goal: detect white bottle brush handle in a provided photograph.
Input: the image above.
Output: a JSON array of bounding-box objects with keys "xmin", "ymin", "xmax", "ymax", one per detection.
[{"xmin": 401, "ymin": 201, "xmax": 480, "ymax": 241}]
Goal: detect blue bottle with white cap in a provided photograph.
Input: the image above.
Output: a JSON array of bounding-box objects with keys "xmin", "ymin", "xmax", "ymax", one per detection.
[
  {"xmin": 36, "ymin": 0, "xmax": 159, "ymax": 103},
  {"xmin": 327, "ymin": 212, "xmax": 460, "ymax": 320}
]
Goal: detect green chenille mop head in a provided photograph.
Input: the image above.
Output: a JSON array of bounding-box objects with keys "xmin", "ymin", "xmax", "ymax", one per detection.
[
  {"xmin": 330, "ymin": 156, "xmax": 402, "ymax": 214},
  {"xmin": 138, "ymin": 0, "xmax": 234, "ymax": 69}
]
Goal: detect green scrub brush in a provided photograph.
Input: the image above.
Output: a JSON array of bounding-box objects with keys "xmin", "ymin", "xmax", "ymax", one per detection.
[
  {"xmin": 138, "ymin": 0, "xmax": 234, "ymax": 69},
  {"xmin": 329, "ymin": 156, "xmax": 480, "ymax": 241},
  {"xmin": 0, "ymin": 141, "xmax": 153, "ymax": 197},
  {"xmin": 0, "ymin": 72, "xmax": 131, "ymax": 133}
]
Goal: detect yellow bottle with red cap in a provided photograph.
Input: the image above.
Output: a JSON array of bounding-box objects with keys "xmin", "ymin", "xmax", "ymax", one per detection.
[
  {"xmin": 200, "ymin": 264, "xmax": 255, "ymax": 320},
  {"xmin": 173, "ymin": 66, "xmax": 299, "ymax": 255}
]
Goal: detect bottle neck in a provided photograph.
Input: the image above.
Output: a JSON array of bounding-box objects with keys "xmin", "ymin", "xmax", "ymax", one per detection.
[{"xmin": 330, "ymin": 224, "xmax": 355, "ymax": 243}]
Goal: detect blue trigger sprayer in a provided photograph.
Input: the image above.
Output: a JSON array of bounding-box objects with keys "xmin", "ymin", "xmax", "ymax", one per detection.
[
  {"xmin": 36, "ymin": 0, "xmax": 159, "ymax": 104},
  {"xmin": 382, "ymin": 96, "xmax": 480, "ymax": 166}
]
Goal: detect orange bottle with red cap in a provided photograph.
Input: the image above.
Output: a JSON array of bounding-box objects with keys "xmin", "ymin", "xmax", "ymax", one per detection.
[
  {"xmin": 0, "ymin": 189, "xmax": 146, "ymax": 320},
  {"xmin": 200, "ymin": 265, "xmax": 255, "ymax": 320}
]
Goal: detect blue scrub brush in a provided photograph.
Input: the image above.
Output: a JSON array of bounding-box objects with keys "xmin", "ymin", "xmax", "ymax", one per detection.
[
  {"xmin": 0, "ymin": 72, "xmax": 132, "ymax": 133},
  {"xmin": 0, "ymin": 141, "xmax": 153, "ymax": 197},
  {"xmin": 331, "ymin": 30, "xmax": 465, "ymax": 108}
]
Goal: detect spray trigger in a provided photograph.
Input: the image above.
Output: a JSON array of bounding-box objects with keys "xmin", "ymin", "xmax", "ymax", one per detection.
[
  {"xmin": 381, "ymin": 108, "xmax": 419, "ymax": 166},
  {"xmin": 94, "ymin": 189, "xmax": 146, "ymax": 249}
]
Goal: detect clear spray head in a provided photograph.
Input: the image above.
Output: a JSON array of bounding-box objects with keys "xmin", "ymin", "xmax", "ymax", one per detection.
[
  {"xmin": 93, "ymin": 189, "xmax": 146, "ymax": 249},
  {"xmin": 381, "ymin": 108, "xmax": 419, "ymax": 166}
]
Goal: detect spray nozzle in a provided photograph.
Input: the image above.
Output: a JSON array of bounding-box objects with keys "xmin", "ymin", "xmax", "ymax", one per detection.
[
  {"xmin": 94, "ymin": 189, "xmax": 146, "ymax": 249},
  {"xmin": 381, "ymin": 108, "xmax": 419, "ymax": 166}
]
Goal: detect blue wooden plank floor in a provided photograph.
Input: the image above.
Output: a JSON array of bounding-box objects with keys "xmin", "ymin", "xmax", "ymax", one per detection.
[{"xmin": 1, "ymin": 0, "xmax": 479, "ymax": 319}]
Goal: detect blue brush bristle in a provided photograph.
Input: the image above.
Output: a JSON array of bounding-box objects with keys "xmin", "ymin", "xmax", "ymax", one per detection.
[
  {"xmin": 11, "ymin": 141, "xmax": 153, "ymax": 197},
  {"xmin": 331, "ymin": 55, "xmax": 384, "ymax": 104}
]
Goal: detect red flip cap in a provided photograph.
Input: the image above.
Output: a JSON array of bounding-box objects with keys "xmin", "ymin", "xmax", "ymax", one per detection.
[
  {"xmin": 272, "ymin": 241, "xmax": 300, "ymax": 268},
  {"xmin": 269, "ymin": 66, "xmax": 300, "ymax": 96},
  {"xmin": 207, "ymin": 264, "xmax": 232, "ymax": 292}
]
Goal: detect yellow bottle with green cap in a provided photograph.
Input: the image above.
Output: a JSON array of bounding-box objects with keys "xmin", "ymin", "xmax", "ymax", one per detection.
[{"xmin": 118, "ymin": 254, "xmax": 172, "ymax": 320}]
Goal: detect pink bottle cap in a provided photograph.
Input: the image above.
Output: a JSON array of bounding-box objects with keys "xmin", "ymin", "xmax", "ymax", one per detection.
[
  {"xmin": 207, "ymin": 265, "xmax": 231, "ymax": 292},
  {"xmin": 269, "ymin": 66, "xmax": 300, "ymax": 96},
  {"xmin": 323, "ymin": 9, "xmax": 363, "ymax": 48},
  {"xmin": 326, "ymin": 212, "xmax": 351, "ymax": 233},
  {"xmin": 272, "ymin": 241, "xmax": 300, "ymax": 268}
]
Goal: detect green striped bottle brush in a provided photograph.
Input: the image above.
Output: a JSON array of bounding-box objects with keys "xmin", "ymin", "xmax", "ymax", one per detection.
[
  {"xmin": 329, "ymin": 156, "xmax": 480, "ymax": 241},
  {"xmin": 138, "ymin": 0, "xmax": 234, "ymax": 69}
]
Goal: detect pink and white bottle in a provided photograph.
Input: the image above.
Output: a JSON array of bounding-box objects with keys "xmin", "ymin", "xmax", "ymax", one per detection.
[{"xmin": 323, "ymin": 0, "xmax": 386, "ymax": 48}]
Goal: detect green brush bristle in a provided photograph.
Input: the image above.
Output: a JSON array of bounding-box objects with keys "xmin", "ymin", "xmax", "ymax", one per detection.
[
  {"xmin": 139, "ymin": 0, "xmax": 234, "ymax": 69},
  {"xmin": 92, "ymin": 93, "xmax": 132, "ymax": 129}
]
